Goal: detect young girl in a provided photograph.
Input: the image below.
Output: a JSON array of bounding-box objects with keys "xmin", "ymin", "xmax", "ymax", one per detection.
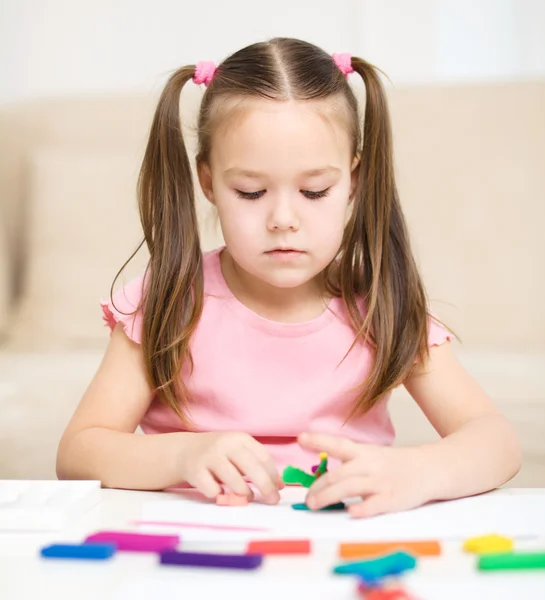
[{"xmin": 57, "ymin": 38, "xmax": 520, "ymax": 518}]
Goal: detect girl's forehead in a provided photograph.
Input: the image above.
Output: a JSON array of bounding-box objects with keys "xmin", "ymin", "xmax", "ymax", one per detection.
[{"xmin": 210, "ymin": 98, "xmax": 353, "ymax": 170}]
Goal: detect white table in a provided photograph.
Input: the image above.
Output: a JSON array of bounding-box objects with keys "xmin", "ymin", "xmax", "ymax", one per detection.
[{"xmin": 1, "ymin": 488, "xmax": 545, "ymax": 600}]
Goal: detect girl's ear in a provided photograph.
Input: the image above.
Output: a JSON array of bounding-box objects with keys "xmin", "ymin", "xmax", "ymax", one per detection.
[
  {"xmin": 349, "ymin": 154, "xmax": 361, "ymax": 202},
  {"xmin": 197, "ymin": 162, "xmax": 215, "ymax": 205}
]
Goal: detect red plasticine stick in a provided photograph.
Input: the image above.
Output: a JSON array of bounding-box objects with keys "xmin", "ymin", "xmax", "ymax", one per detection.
[{"xmin": 247, "ymin": 540, "xmax": 311, "ymax": 555}]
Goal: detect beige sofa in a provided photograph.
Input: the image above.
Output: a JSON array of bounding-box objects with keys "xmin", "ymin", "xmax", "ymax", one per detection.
[{"xmin": 0, "ymin": 82, "xmax": 544, "ymax": 483}]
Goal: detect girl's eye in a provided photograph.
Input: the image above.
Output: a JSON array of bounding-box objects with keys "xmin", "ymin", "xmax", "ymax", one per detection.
[
  {"xmin": 301, "ymin": 187, "xmax": 331, "ymax": 200},
  {"xmin": 235, "ymin": 190, "xmax": 265, "ymax": 200},
  {"xmin": 235, "ymin": 187, "xmax": 331, "ymax": 201}
]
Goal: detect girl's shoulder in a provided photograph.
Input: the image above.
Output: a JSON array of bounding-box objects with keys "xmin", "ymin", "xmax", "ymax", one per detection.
[
  {"xmin": 427, "ymin": 312, "xmax": 455, "ymax": 348},
  {"xmin": 100, "ymin": 273, "xmax": 146, "ymax": 344},
  {"xmin": 99, "ymin": 248, "xmax": 224, "ymax": 344}
]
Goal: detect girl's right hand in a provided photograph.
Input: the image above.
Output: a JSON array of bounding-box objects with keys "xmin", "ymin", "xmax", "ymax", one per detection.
[{"xmin": 178, "ymin": 432, "xmax": 282, "ymax": 504}]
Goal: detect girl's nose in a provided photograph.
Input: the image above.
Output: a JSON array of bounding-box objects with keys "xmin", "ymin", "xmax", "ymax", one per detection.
[{"xmin": 267, "ymin": 197, "xmax": 300, "ymax": 232}]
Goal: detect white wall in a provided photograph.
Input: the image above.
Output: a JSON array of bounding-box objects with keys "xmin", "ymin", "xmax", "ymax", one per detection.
[
  {"xmin": 358, "ymin": 0, "xmax": 545, "ymax": 84},
  {"xmin": 0, "ymin": 0, "xmax": 360, "ymax": 105},
  {"xmin": 1, "ymin": 0, "xmax": 544, "ymax": 105}
]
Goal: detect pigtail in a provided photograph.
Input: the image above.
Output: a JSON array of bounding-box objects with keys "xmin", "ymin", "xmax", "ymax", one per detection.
[
  {"xmin": 340, "ymin": 57, "xmax": 430, "ymax": 418},
  {"xmin": 137, "ymin": 66, "xmax": 204, "ymax": 424}
]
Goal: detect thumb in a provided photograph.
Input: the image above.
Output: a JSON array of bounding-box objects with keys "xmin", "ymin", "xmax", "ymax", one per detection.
[{"xmin": 298, "ymin": 432, "xmax": 359, "ymax": 461}]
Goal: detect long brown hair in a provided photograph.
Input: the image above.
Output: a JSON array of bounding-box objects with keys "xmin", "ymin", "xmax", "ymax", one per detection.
[{"xmin": 113, "ymin": 37, "xmax": 442, "ymax": 424}]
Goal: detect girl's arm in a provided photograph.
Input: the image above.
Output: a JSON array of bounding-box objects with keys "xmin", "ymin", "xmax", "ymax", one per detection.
[
  {"xmin": 403, "ymin": 342, "xmax": 522, "ymax": 499},
  {"xmin": 300, "ymin": 342, "xmax": 521, "ymax": 517},
  {"xmin": 56, "ymin": 323, "xmax": 194, "ymax": 490},
  {"xmin": 57, "ymin": 323, "xmax": 282, "ymax": 500}
]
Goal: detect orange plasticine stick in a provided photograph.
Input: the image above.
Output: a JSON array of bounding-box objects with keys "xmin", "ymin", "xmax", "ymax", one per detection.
[{"xmin": 339, "ymin": 540, "xmax": 441, "ymax": 559}]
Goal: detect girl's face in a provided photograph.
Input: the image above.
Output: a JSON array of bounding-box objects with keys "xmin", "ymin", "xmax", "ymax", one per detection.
[{"xmin": 199, "ymin": 98, "xmax": 358, "ymax": 292}]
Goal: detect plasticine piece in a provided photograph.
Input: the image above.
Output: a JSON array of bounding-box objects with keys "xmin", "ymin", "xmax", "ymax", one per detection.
[
  {"xmin": 292, "ymin": 502, "xmax": 346, "ymax": 511},
  {"xmin": 478, "ymin": 551, "xmax": 545, "ymax": 571},
  {"xmin": 356, "ymin": 580, "xmax": 378, "ymax": 597},
  {"xmin": 357, "ymin": 580, "xmax": 404, "ymax": 597},
  {"xmin": 282, "ymin": 466, "xmax": 316, "ymax": 488},
  {"xmin": 247, "ymin": 539, "xmax": 311, "ymax": 555},
  {"xmin": 333, "ymin": 551, "xmax": 417, "ymax": 579},
  {"xmin": 340, "ymin": 540, "xmax": 441, "ymax": 558},
  {"xmin": 216, "ymin": 493, "xmax": 249, "ymax": 506},
  {"xmin": 314, "ymin": 452, "xmax": 328, "ymax": 478},
  {"xmin": 40, "ymin": 543, "xmax": 116, "ymax": 560},
  {"xmin": 463, "ymin": 533, "xmax": 513, "ymax": 554},
  {"xmin": 365, "ymin": 587, "xmax": 417, "ymax": 600},
  {"xmin": 85, "ymin": 531, "xmax": 179, "ymax": 552},
  {"xmin": 160, "ymin": 549, "xmax": 263, "ymax": 570},
  {"xmin": 354, "ymin": 573, "xmax": 381, "ymax": 589}
]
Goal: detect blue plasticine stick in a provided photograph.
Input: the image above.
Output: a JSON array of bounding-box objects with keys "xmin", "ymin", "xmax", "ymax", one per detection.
[
  {"xmin": 333, "ymin": 550, "xmax": 417, "ymax": 579},
  {"xmin": 40, "ymin": 543, "xmax": 117, "ymax": 560}
]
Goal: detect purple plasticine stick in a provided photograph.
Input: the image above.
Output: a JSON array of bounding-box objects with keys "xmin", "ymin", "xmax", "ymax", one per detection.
[
  {"xmin": 160, "ymin": 550, "xmax": 263, "ymax": 570},
  {"xmin": 85, "ymin": 531, "xmax": 179, "ymax": 552}
]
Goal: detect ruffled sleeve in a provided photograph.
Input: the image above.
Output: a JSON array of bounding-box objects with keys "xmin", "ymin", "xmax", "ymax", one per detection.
[
  {"xmin": 99, "ymin": 275, "xmax": 146, "ymax": 344},
  {"xmin": 428, "ymin": 313, "xmax": 454, "ymax": 347}
]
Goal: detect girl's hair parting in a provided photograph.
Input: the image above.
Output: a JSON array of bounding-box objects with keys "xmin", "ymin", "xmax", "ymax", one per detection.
[{"xmin": 112, "ymin": 37, "xmax": 446, "ymax": 425}]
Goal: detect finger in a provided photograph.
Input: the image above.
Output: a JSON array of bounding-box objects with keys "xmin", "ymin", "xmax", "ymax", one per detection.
[
  {"xmin": 348, "ymin": 495, "xmax": 390, "ymax": 519},
  {"xmin": 244, "ymin": 439, "xmax": 282, "ymax": 492},
  {"xmin": 298, "ymin": 432, "xmax": 358, "ymax": 461},
  {"xmin": 190, "ymin": 470, "xmax": 223, "ymax": 499},
  {"xmin": 308, "ymin": 460, "xmax": 369, "ymax": 496},
  {"xmin": 231, "ymin": 449, "xmax": 280, "ymax": 504},
  {"xmin": 306, "ymin": 476, "xmax": 376, "ymax": 510},
  {"xmin": 209, "ymin": 459, "xmax": 253, "ymax": 498}
]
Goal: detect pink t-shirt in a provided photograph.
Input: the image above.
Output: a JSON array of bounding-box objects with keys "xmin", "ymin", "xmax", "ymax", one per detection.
[{"xmin": 101, "ymin": 247, "xmax": 452, "ymax": 472}]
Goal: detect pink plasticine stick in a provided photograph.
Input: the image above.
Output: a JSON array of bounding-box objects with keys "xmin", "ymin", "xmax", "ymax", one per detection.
[
  {"xmin": 85, "ymin": 530, "xmax": 179, "ymax": 552},
  {"xmin": 132, "ymin": 520, "xmax": 269, "ymax": 532}
]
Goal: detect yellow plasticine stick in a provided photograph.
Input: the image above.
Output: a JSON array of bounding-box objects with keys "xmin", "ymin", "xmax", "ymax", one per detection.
[{"xmin": 463, "ymin": 534, "xmax": 514, "ymax": 554}]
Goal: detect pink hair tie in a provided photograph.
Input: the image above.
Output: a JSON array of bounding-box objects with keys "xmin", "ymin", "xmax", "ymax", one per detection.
[
  {"xmin": 332, "ymin": 53, "xmax": 354, "ymax": 77},
  {"xmin": 193, "ymin": 61, "xmax": 216, "ymax": 86}
]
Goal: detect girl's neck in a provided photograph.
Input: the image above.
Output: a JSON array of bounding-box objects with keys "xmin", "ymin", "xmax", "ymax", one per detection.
[{"xmin": 219, "ymin": 248, "xmax": 330, "ymax": 324}]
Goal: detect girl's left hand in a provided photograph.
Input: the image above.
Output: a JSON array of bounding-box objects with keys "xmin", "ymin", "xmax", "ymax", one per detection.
[{"xmin": 298, "ymin": 432, "xmax": 436, "ymax": 518}]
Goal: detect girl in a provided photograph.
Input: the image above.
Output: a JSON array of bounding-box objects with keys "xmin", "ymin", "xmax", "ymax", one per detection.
[{"xmin": 57, "ymin": 38, "xmax": 520, "ymax": 518}]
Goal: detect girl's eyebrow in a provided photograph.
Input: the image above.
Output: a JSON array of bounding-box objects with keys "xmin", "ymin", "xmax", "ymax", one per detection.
[{"xmin": 223, "ymin": 166, "xmax": 341, "ymax": 178}]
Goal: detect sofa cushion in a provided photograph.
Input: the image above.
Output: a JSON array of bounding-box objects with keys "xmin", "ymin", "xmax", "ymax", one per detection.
[
  {"xmin": 390, "ymin": 83, "xmax": 545, "ymax": 350},
  {"xmin": 0, "ymin": 215, "xmax": 8, "ymax": 338},
  {"xmin": 8, "ymin": 141, "xmax": 223, "ymax": 349},
  {"xmin": 0, "ymin": 88, "xmax": 206, "ymax": 342},
  {"xmin": 8, "ymin": 147, "xmax": 149, "ymax": 348}
]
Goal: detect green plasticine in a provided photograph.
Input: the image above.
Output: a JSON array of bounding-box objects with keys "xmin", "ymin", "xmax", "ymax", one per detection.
[
  {"xmin": 282, "ymin": 466, "xmax": 316, "ymax": 488},
  {"xmin": 478, "ymin": 552, "xmax": 545, "ymax": 571}
]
